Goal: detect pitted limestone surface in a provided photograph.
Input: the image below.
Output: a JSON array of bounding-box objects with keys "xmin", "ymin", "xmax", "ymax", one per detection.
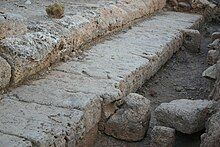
[
  {"xmin": 0, "ymin": 132, "xmax": 32, "ymax": 147},
  {"xmin": 0, "ymin": 99, "xmax": 84, "ymax": 146},
  {"xmin": 0, "ymin": 0, "xmax": 166, "ymax": 86},
  {"xmin": 0, "ymin": 11, "xmax": 203, "ymax": 146}
]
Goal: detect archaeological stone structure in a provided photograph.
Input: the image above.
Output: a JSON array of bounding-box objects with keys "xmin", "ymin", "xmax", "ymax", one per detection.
[{"xmin": 0, "ymin": 0, "xmax": 219, "ymax": 147}]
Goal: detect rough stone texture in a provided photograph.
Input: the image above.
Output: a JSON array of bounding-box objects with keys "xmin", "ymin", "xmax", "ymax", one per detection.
[
  {"xmin": 0, "ymin": 99, "xmax": 84, "ymax": 147},
  {"xmin": 200, "ymin": 111, "xmax": 220, "ymax": 147},
  {"xmin": 6, "ymin": 84, "xmax": 102, "ymax": 133},
  {"xmin": 0, "ymin": 56, "xmax": 11, "ymax": 89},
  {"xmin": 0, "ymin": 0, "xmax": 166, "ymax": 85},
  {"xmin": 104, "ymin": 93, "xmax": 151, "ymax": 141},
  {"xmin": 46, "ymin": 3, "xmax": 65, "ymax": 19},
  {"xmin": 207, "ymin": 49, "xmax": 219, "ymax": 65},
  {"xmin": 212, "ymin": 32, "xmax": 220, "ymax": 41},
  {"xmin": 0, "ymin": 11, "xmax": 203, "ymax": 146},
  {"xmin": 182, "ymin": 29, "xmax": 202, "ymax": 53},
  {"xmin": 191, "ymin": 0, "xmax": 216, "ymax": 9},
  {"xmin": 208, "ymin": 39, "xmax": 220, "ymax": 50},
  {"xmin": 202, "ymin": 64, "xmax": 217, "ymax": 79},
  {"xmin": 209, "ymin": 60, "xmax": 220, "ymax": 100},
  {"xmin": 150, "ymin": 126, "xmax": 175, "ymax": 147},
  {"xmin": 154, "ymin": 99, "xmax": 214, "ymax": 134},
  {"xmin": 0, "ymin": 133, "xmax": 32, "ymax": 147},
  {"xmin": 0, "ymin": 13, "xmax": 27, "ymax": 40}
]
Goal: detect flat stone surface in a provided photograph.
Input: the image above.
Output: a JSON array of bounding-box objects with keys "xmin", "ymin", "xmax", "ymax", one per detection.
[
  {"xmin": 154, "ymin": 99, "xmax": 214, "ymax": 134},
  {"xmin": 0, "ymin": 11, "xmax": 203, "ymax": 146},
  {"xmin": 0, "ymin": 99, "xmax": 84, "ymax": 146},
  {"xmin": 0, "ymin": 0, "xmax": 165, "ymax": 85},
  {"xmin": 0, "ymin": 132, "xmax": 32, "ymax": 147}
]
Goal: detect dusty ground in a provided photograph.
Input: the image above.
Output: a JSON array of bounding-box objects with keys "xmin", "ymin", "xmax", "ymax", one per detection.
[{"xmin": 94, "ymin": 22, "xmax": 219, "ymax": 147}]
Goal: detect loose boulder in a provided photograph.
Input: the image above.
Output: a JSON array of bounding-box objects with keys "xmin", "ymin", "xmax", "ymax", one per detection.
[
  {"xmin": 202, "ymin": 64, "xmax": 217, "ymax": 79},
  {"xmin": 104, "ymin": 93, "xmax": 151, "ymax": 141},
  {"xmin": 150, "ymin": 126, "xmax": 175, "ymax": 147},
  {"xmin": 207, "ymin": 50, "xmax": 219, "ymax": 65},
  {"xmin": 209, "ymin": 60, "xmax": 220, "ymax": 100},
  {"xmin": 182, "ymin": 29, "xmax": 201, "ymax": 53},
  {"xmin": 200, "ymin": 111, "xmax": 220, "ymax": 147},
  {"xmin": 154, "ymin": 99, "xmax": 214, "ymax": 134},
  {"xmin": 212, "ymin": 32, "xmax": 220, "ymax": 41}
]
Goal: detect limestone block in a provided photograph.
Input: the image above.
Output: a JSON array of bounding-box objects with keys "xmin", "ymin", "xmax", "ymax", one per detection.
[
  {"xmin": 104, "ymin": 93, "xmax": 151, "ymax": 141},
  {"xmin": 155, "ymin": 99, "xmax": 214, "ymax": 134}
]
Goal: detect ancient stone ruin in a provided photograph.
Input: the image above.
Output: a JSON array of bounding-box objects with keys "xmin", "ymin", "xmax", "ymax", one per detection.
[{"xmin": 0, "ymin": 0, "xmax": 219, "ymax": 147}]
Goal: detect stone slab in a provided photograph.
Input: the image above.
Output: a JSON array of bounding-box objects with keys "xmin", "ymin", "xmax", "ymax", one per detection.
[
  {"xmin": 0, "ymin": 132, "xmax": 32, "ymax": 147},
  {"xmin": 0, "ymin": 99, "xmax": 84, "ymax": 146},
  {"xmin": 0, "ymin": 0, "xmax": 166, "ymax": 85},
  {"xmin": 0, "ymin": 11, "xmax": 203, "ymax": 146}
]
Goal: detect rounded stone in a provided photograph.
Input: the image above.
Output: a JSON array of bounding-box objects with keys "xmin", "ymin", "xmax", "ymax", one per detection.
[{"xmin": 0, "ymin": 57, "xmax": 11, "ymax": 89}]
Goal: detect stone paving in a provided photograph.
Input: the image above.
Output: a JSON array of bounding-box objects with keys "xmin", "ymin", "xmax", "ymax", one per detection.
[
  {"xmin": 0, "ymin": 9, "xmax": 203, "ymax": 146},
  {"xmin": 0, "ymin": 0, "xmax": 166, "ymax": 87}
]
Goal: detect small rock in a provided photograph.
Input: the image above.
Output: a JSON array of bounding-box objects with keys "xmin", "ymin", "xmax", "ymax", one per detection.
[
  {"xmin": 155, "ymin": 99, "xmax": 214, "ymax": 134},
  {"xmin": 208, "ymin": 39, "xmax": 220, "ymax": 50},
  {"xmin": 212, "ymin": 32, "xmax": 220, "ymax": 41},
  {"xmin": 178, "ymin": 2, "xmax": 191, "ymax": 9},
  {"xmin": 150, "ymin": 126, "xmax": 175, "ymax": 147},
  {"xmin": 209, "ymin": 60, "xmax": 220, "ymax": 100},
  {"xmin": 25, "ymin": 0, "xmax": 31, "ymax": 5},
  {"xmin": 46, "ymin": 3, "xmax": 64, "ymax": 19},
  {"xmin": 200, "ymin": 111, "xmax": 220, "ymax": 147},
  {"xmin": 202, "ymin": 64, "xmax": 217, "ymax": 79},
  {"xmin": 182, "ymin": 29, "xmax": 201, "ymax": 53},
  {"xmin": 207, "ymin": 50, "xmax": 219, "ymax": 65},
  {"xmin": 104, "ymin": 93, "xmax": 151, "ymax": 141}
]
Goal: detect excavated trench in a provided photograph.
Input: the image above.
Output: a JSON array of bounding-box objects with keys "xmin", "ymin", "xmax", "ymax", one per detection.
[{"xmin": 94, "ymin": 21, "xmax": 219, "ymax": 147}]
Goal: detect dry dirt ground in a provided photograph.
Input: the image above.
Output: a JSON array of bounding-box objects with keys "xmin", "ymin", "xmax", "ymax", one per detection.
[{"xmin": 94, "ymin": 22, "xmax": 220, "ymax": 147}]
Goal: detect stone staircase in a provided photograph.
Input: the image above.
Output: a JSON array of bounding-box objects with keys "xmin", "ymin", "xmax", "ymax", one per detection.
[{"xmin": 0, "ymin": 0, "xmax": 204, "ymax": 147}]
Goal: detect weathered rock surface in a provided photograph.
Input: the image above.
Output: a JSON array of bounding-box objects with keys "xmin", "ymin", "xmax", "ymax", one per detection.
[
  {"xmin": 0, "ymin": 99, "xmax": 84, "ymax": 146},
  {"xmin": 0, "ymin": 13, "xmax": 27, "ymax": 40},
  {"xmin": 208, "ymin": 39, "xmax": 220, "ymax": 50},
  {"xmin": 0, "ymin": 132, "xmax": 32, "ymax": 147},
  {"xmin": 200, "ymin": 111, "xmax": 220, "ymax": 147},
  {"xmin": 0, "ymin": 11, "xmax": 203, "ymax": 146},
  {"xmin": 104, "ymin": 93, "xmax": 151, "ymax": 141},
  {"xmin": 192, "ymin": 0, "xmax": 216, "ymax": 9},
  {"xmin": 0, "ymin": 56, "xmax": 11, "ymax": 89},
  {"xmin": 202, "ymin": 64, "xmax": 217, "ymax": 79},
  {"xmin": 0, "ymin": 0, "xmax": 166, "ymax": 86},
  {"xmin": 46, "ymin": 3, "xmax": 65, "ymax": 19},
  {"xmin": 212, "ymin": 32, "xmax": 220, "ymax": 41},
  {"xmin": 209, "ymin": 60, "xmax": 220, "ymax": 100},
  {"xmin": 207, "ymin": 49, "xmax": 219, "ymax": 65},
  {"xmin": 155, "ymin": 99, "xmax": 214, "ymax": 134},
  {"xmin": 182, "ymin": 29, "xmax": 201, "ymax": 53},
  {"xmin": 150, "ymin": 126, "xmax": 175, "ymax": 147}
]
